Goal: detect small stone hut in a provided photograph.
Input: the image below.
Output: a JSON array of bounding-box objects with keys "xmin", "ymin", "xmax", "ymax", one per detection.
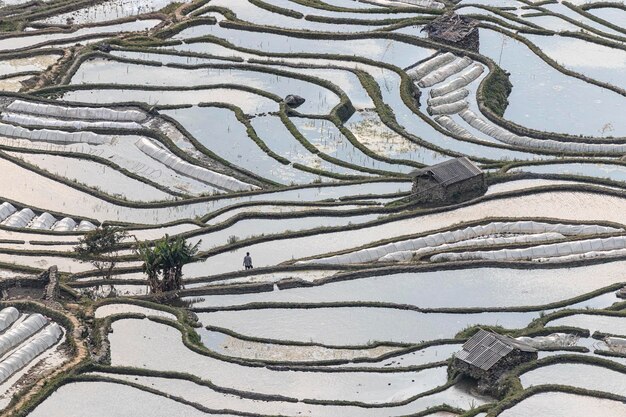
[
  {"xmin": 422, "ymin": 13, "xmax": 480, "ymax": 52},
  {"xmin": 410, "ymin": 157, "xmax": 486, "ymax": 204},
  {"xmin": 450, "ymin": 329, "xmax": 537, "ymax": 388}
]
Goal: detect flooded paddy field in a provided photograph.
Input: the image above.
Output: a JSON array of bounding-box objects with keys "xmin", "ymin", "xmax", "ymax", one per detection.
[{"xmin": 0, "ymin": 0, "xmax": 624, "ymax": 416}]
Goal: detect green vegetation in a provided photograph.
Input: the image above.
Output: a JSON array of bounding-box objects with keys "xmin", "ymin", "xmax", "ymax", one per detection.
[
  {"xmin": 482, "ymin": 66, "xmax": 513, "ymax": 117},
  {"xmin": 158, "ymin": 1, "xmax": 183, "ymax": 15},
  {"xmin": 135, "ymin": 235, "xmax": 200, "ymax": 293},
  {"xmin": 0, "ymin": 20, "xmax": 22, "ymax": 32},
  {"xmin": 248, "ymin": 0, "xmax": 304, "ymax": 18},
  {"xmin": 3, "ymin": 1, "xmax": 626, "ymax": 416}
]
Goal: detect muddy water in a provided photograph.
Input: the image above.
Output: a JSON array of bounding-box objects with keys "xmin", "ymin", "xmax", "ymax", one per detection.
[
  {"xmin": 0, "ymin": 75, "xmax": 31, "ymax": 92},
  {"xmin": 197, "ymin": 308, "xmax": 535, "ymax": 345},
  {"xmin": 547, "ymin": 314, "xmax": 626, "ymax": 336},
  {"xmin": 28, "ymin": 381, "xmax": 208, "ymax": 417},
  {"xmin": 90, "ymin": 370, "xmax": 485, "ymax": 417},
  {"xmin": 187, "ymin": 262, "xmax": 626, "ymax": 309},
  {"xmin": 94, "ymin": 304, "xmax": 176, "ymax": 320},
  {"xmin": 198, "ymin": 327, "xmax": 400, "ymax": 362},
  {"xmin": 0, "ymin": 54, "xmax": 59, "ymax": 76},
  {"xmin": 292, "ymin": 117, "xmax": 413, "ymax": 173},
  {"xmin": 485, "ymin": 179, "xmax": 600, "ymax": 195},
  {"xmin": 510, "ymin": 163, "xmax": 626, "ymax": 183},
  {"xmin": 338, "ymin": 343, "xmax": 462, "ymax": 369},
  {"xmin": 109, "ymin": 318, "xmax": 450, "ymax": 404}
]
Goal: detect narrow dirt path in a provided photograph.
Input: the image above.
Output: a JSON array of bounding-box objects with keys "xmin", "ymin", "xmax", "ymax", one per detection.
[{"xmin": 1, "ymin": 303, "xmax": 88, "ymax": 417}]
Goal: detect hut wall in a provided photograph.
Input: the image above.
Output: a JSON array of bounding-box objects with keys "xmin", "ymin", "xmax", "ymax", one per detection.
[
  {"xmin": 451, "ymin": 349, "xmax": 538, "ymax": 385},
  {"xmin": 412, "ymin": 174, "xmax": 486, "ymax": 204},
  {"xmin": 429, "ymin": 28, "xmax": 480, "ymax": 52},
  {"xmin": 412, "ymin": 177, "xmax": 446, "ymax": 202},
  {"xmin": 443, "ymin": 175, "xmax": 486, "ymax": 201}
]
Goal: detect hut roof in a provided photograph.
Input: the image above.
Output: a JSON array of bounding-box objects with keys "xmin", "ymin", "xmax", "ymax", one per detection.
[
  {"xmin": 455, "ymin": 329, "xmax": 537, "ymax": 371},
  {"xmin": 422, "ymin": 13, "xmax": 478, "ymax": 42},
  {"xmin": 411, "ymin": 157, "xmax": 482, "ymax": 187}
]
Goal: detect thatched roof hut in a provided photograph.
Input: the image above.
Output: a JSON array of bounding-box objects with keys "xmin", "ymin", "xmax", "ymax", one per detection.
[
  {"xmin": 410, "ymin": 157, "xmax": 486, "ymax": 204},
  {"xmin": 422, "ymin": 13, "xmax": 480, "ymax": 51},
  {"xmin": 450, "ymin": 329, "xmax": 538, "ymax": 392}
]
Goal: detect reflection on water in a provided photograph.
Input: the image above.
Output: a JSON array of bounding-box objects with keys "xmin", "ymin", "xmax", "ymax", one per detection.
[
  {"xmin": 500, "ymin": 391, "xmax": 626, "ymax": 417},
  {"xmin": 521, "ymin": 363, "xmax": 626, "ymax": 396},
  {"xmin": 480, "ymin": 29, "xmax": 626, "ymax": 137}
]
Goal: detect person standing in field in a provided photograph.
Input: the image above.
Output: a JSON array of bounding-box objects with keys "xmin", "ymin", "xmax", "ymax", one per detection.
[{"xmin": 243, "ymin": 252, "xmax": 253, "ymax": 270}]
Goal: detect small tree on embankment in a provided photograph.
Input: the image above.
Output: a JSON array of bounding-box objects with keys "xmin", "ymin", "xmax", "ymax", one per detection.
[
  {"xmin": 75, "ymin": 226, "xmax": 128, "ymax": 280},
  {"xmin": 136, "ymin": 234, "xmax": 200, "ymax": 294}
]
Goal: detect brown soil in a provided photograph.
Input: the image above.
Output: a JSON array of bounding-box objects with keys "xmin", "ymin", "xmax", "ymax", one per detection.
[{"xmin": 1, "ymin": 303, "xmax": 88, "ymax": 417}]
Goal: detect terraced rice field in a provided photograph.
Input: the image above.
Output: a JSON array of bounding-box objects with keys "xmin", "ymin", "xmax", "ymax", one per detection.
[{"xmin": 0, "ymin": 0, "xmax": 624, "ymax": 416}]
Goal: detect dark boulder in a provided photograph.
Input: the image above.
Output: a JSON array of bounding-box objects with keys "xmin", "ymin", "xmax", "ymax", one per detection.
[
  {"xmin": 95, "ymin": 43, "xmax": 112, "ymax": 53},
  {"xmin": 412, "ymin": 88, "xmax": 422, "ymax": 106},
  {"xmin": 284, "ymin": 95, "xmax": 305, "ymax": 108}
]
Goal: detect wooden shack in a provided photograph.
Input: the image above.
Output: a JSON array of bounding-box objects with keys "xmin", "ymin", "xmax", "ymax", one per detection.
[
  {"xmin": 422, "ymin": 13, "xmax": 480, "ymax": 52},
  {"xmin": 410, "ymin": 157, "xmax": 486, "ymax": 205},
  {"xmin": 450, "ymin": 329, "xmax": 537, "ymax": 389}
]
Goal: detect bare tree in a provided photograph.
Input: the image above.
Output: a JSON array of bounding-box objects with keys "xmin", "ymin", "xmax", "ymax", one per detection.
[{"xmin": 74, "ymin": 227, "xmax": 128, "ymax": 280}]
